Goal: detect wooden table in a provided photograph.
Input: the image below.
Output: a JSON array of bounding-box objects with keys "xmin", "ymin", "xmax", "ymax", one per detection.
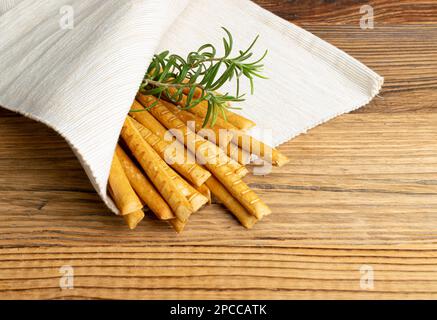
[{"xmin": 1, "ymin": 0, "xmax": 437, "ymax": 299}]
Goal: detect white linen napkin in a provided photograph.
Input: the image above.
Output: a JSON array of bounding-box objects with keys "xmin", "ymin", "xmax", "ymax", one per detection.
[{"xmin": 0, "ymin": 0, "xmax": 383, "ymax": 214}]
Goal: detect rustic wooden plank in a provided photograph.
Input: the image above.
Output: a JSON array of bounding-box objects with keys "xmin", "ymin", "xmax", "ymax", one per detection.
[
  {"xmin": 303, "ymin": 25, "xmax": 437, "ymax": 94},
  {"xmin": 1, "ymin": 1, "xmax": 437, "ymax": 299},
  {"xmin": 2, "ymin": 246, "xmax": 437, "ymax": 299},
  {"xmin": 254, "ymin": 0, "xmax": 437, "ymax": 25}
]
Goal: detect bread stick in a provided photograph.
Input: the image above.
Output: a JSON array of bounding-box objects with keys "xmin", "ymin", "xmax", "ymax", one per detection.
[
  {"xmin": 108, "ymin": 153, "xmax": 143, "ymax": 215},
  {"xmin": 137, "ymin": 94, "xmax": 271, "ymax": 219},
  {"xmin": 195, "ymin": 184, "xmax": 211, "ymax": 205},
  {"xmin": 206, "ymin": 176, "xmax": 258, "ymax": 229},
  {"xmin": 169, "ymin": 218, "xmax": 187, "ymax": 233},
  {"xmin": 116, "ymin": 145, "xmax": 175, "ymax": 220},
  {"xmin": 130, "ymin": 116, "xmax": 211, "ymax": 187},
  {"xmin": 137, "ymin": 94, "xmax": 247, "ymax": 177},
  {"xmin": 121, "ymin": 117, "xmax": 193, "ymax": 222},
  {"xmin": 165, "ymin": 91, "xmax": 287, "ymax": 166},
  {"xmin": 129, "ymin": 100, "xmax": 167, "ymax": 137},
  {"xmin": 123, "ymin": 209, "xmax": 145, "ymax": 230}
]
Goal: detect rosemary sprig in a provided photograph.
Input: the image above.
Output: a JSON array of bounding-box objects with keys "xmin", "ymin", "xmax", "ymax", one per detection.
[{"xmin": 137, "ymin": 27, "xmax": 268, "ymax": 127}]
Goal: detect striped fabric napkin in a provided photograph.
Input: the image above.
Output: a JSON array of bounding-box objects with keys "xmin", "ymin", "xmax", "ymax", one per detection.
[{"xmin": 0, "ymin": 0, "xmax": 383, "ymax": 213}]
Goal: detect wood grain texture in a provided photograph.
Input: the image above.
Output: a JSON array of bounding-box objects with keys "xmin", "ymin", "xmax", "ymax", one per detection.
[
  {"xmin": 1, "ymin": 0, "xmax": 437, "ymax": 299},
  {"xmin": 254, "ymin": 0, "xmax": 437, "ymax": 25}
]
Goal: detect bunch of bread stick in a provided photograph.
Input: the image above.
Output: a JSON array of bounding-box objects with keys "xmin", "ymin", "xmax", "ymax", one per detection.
[{"xmin": 108, "ymin": 92, "xmax": 289, "ymax": 232}]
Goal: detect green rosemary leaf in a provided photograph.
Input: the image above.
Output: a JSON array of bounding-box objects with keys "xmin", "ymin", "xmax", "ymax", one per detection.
[
  {"xmin": 203, "ymin": 100, "xmax": 213, "ymax": 127},
  {"xmin": 186, "ymin": 85, "xmax": 197, "ymax": 108},
  {"xmin": 222, "ymin": 27, "xmax": 233, "ymax": 57},
  {"xmin": 129, "ymin": 108, "xmax": 146, "ymax": 113},
  {"xmin": 203, "ymin": 62, "xmax": 222, "ymax": 87},
  {"xmin": 211, "ymin": 64, "xmax": 235, "ymax": 90},
  {"xmin": 248, "ymin": 49, "xmax": 268, "ymax": 66},
  {"xmin": 176, "ymin": 62, "xmax": 190, "ymax": 83},
  {"xmin": 223, "ymin": 38, "xmax": 231, "ymax": 58},
  {"xmin": 241, "ymin": 35, "xmax": 259, "ymax": 57},
  {"xmin": 183, "ymin": 97, "xmax": 203, "ymax": 110},
  {"xmin": 219, "ymin": 105, "xmax": 228, "ymax": 121},
  {"xmin": 198, "ymin": 43, "xmax": 216, "ymax": 57},
  {"xmin": 158, "ymin": 50, "xmax": 170, "ymax": 59},
  {"xmin": 251, "ymin": 72, "xmax": 269, "ymax": 80},
  {"xmin": 158, "ymin": 57, "xmax": 174, "ymax": 82},
  {"xmin": 143, "ymin": 86, "xmax": 165, "ymax": 96},
  {"xmin": 211, "ymin": 102, "xmax": 219, "ymax": 127},
  {"xmin": 249, "ymin": 77, "xmax": 255, "ymax": 95}
]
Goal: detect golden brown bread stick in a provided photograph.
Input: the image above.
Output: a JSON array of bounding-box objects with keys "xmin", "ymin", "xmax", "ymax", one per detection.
[
  {"xmin": 227, "ymin": 142, "xmax": 251, "ymax": 166},
  {"xmin": 123, "ymin": 209, "xmax": 145, "ymax": 230},
  {"xmin": 108, "ymin": 153, "xmax": 143, "ymax": 215},
  {"xmin": 195, "ymin": 183, "xmax": 212, "ymax": 205},
  {"xmin": 130, "ymin": 116, "xmax": 211, "ymax": 187},
  {"xmin": 166, "ymin": 90, "xmax": 288, "ymax": 166},
  {"xmin": 218, "ymin": 107, "xmax": 256, "ymax": 131},
  {"xmin": 232, "ymin": 131, "xmax": 290, "ymax": 167},
  {"xmin": 206, "ymin": 176, "xmax": 258, "ymax": 229},
  {"xmin": 137, "ymin": 94, "xmax": 271, "ymax": 219},
  {"xmin": 116, "ymin": 145, "xmax": 175, "ymax": 220},
  {"xmin": 130, "ymin": 100, "xmax": 167, "ymax": 137},
  {"xmin": 157, "ymin": 100, "xmax": 248, "ymax": 177},
  {"xmin": 137, "ymin": 94, "xmax": 247, "ymax": 177},
  {"xmin": 162, "ymin": 100, "xmax": 251, "ymax": 167},
  {"xmin": 127, "ymin": 118, "xmax": 208, "ymax": 212},
  {"xmin": 121, "ymin": 117, "xmax": 193, "ymax": 222},
  {"xmin": 168, "ymin": 218, "xmax": 187, "ymax": 233}
]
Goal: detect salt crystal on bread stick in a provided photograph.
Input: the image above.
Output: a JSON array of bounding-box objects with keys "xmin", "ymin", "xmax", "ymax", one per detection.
[
  {"xmin": 116, "ymin": 145, "xmax": 175, "ymax": 220},
  {"xmin": 129, "ymin": 115, "xmax": 211, "ymax": 187},
  {"xmin": 121, "ymin": 117, "xmax": 193, "ymax": 222},
  {"xmin": 123, "ymin": 209, "xmax": 145, "ymax": 230},
  {"xmin": 108, "ymin": 153, "xmax": 143, "ymax": 215},
  {"xmin": 137, "ymin": 94, "xmax": 247, "ymax": 178},
  {"xmin": 137, "ymin": 94, "xmax": 271, "ymax": 219},
  {"xmin": 206, "ymin": 176, "xmax": 258, "ymax": 229}
]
